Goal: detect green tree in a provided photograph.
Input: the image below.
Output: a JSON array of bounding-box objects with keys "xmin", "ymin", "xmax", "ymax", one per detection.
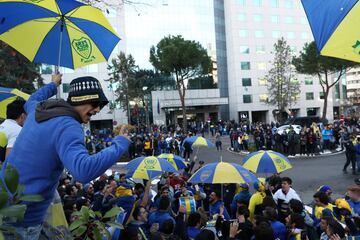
[
  {"xmin": 266, "ymin": 38, "xmax": 300, "ymax": 123},
  {"xmin": 107, "ymin": 52, "xmax": 138, "ymax": 122},
  {"xmin": 149, "ymin": 35, "xmax": 212, "ymax": 131},
  {"xmin": 293, "ymin": 41, "xmax": 359, "ymax": 121},
  {"xmin": 187, "ymin": 76, "xmax": 217, "ymax": 89},
  {"xmin": 0, "ymin": 42, "xmax": 43, "ymax": 93}
]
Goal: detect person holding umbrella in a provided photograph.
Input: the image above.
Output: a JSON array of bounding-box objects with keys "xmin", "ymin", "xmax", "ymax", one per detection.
[{"xmin": 4, "ymin": 75, "xmax": 131, "ymax": 238}]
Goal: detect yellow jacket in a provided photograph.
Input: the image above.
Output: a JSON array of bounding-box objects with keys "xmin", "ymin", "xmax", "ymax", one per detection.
[{"xmin": 248, "ymin": 191, "xmax": 266, "ymax": 221}]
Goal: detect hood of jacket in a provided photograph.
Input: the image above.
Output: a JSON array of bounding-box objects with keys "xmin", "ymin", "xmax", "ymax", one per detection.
[{"xmin": 35, "ymin": 99, "xmax": 82, "ymax": 123}]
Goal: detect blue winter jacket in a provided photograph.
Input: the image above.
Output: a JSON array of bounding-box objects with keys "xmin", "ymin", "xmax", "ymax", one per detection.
[{"xmin": 7, "ymin": 83, "xmax": 130, "ymax": 227}]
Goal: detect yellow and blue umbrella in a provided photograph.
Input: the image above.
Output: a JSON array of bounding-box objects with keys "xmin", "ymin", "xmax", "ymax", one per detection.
[
  {"xmin": 0, "ymin": 0, "xmax": 120, "ymax": 69},
  {"xmin": 242, "ymin": 150, "xmax": 292, "ymax": 174},
  {"xmin": 0, "ymin": 87, "xmax": 29, "ymax": 119},
  {"xmin": 188, "ymin": 161, "xmax": 258, "ymax": 184},
  {"xmin": 183, "ymin": 136, "xmax": 215, "ymax": 148},
  {"xmin": 126, "ymin": 156, "xmax": 177, "ymax": 180},
  {"xmin": 157, "ymin": 153, "xmax": 187, "ymax": 171},
  {"xmin": 301, "ymin": 0, "xmax": 360, "ymax": 62}
]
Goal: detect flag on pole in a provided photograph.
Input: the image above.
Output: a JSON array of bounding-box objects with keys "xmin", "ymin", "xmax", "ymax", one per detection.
[{"xmin": 157, "ymin": 99, "xmax": 160, "ymax": 114}]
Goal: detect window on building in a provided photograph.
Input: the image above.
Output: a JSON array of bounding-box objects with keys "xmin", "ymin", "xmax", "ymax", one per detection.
[
  {"xmin": 240, "ymin": 45, "xmax": 250, "ymax": 54},
  {"xmin": 259, "ymin": 94, "xmax": 268, "ymax": 102},
  {"xmin": 253, "ymin": 0, "xmax": 262, "ymax": 6},
  {"xmin": 255, "ymin": 30, "xmax": 264, "ymax": 38},
  {"xmin": 319, "ymin": 92, "xmax": 325, "ymax": 99},
  {"xmin": 300, "ymin": 17, "xmax": 307, "ymax": 25},
  {"xmin": 253, "ymin": 14, "xmax": 263, "ymax": 22},
  {"xmin": 305, "ymin": 78, "xmax": 313, "ymax": 85},
  {"xmin": 335, "ymin": 83, "xmax": 340, "ymax": 99},
  {"xmin": 257, "ymin": 62, "xmax": 266, "ymax": 70},
  {"xmin": 285, "ymin": 16, "xmax": 294, "ymax": 24},
  {"xmin": 287, "ymin": 32, "xmax": 295, "ymax": 39},
  {"xmin": 342, "ymin": 84, "xmax": 347, "ymax": 99},
  {"xmin": 270, "ymin": 0, "xmax": 279, "ymax": 8},
  {"xmin": 294, "ymin": 93, "xmax": 301, "ymax": 100},
  {"xmin": 272, "ymin": 31, "xmax": 281, "ymax": 39},
  {"xmin": 237, "ymin": 0, "xmax": 246, "ymax": 5},
  {"xmin": 241, "ymin": 62, "xmax": 251, "ymax": 70},
  {"xmin": 285, "ymin": 0, "xmax": 294, "ymax": 8},
  {"xmin": 238, "ymin": 13, "xmax": 246, "ymax": 21},
  {"xmin": 242, "ymin": 78, "xmax": 252, "ymax": 86},
  {"xmin": 271, "ymin": 15, "xmax": 279, "ymax": 23},
  {"xmin": 306, "ymin": 92, "xmax": 314, "ymax": 100},
  {"xmin": 239, "ymin": 29, "xmax": 248, "ymax": 38},
  {"xmin": 307, "ymin": 108, "xmax": 318, "ymax": 116},
  {"xmin": 63, "ymin": 83, "xmax": 71, "ymax": 93},
  {"xmin": 301, "ymin": 32, "xmax": 309, "ymax": 39},
  {"xmin": 243, "ymin": 95, "xmax": 252, "ymax": 103},
  {"xmin": 258, "ymin": 78, "xmax": 267, "ymax": 86},
  {"xmin": 256, "ymin": 45, "xmax": 266, "ymax": 54},
  {"xmin": 40, "ymin": 64, "xmax": 53, "ymax": 74}
]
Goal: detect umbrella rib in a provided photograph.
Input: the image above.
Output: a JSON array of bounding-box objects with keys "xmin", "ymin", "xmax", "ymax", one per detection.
[
  {"xmin": 65, "ymin": 6, "xmax": 82, "ymax": 18},
  {"xmin": 31, "ymin": 18, "xmax": 61, "ymax": 63},
  {"xmin": 53, "ymin": 0, "xmax": 62, "ymax": 15},
  {"xmin": 32, "ymin": 19, "xmax": 60, "ymax": 23}
]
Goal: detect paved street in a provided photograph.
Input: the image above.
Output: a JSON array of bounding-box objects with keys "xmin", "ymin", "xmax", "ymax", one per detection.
[{"xmin": 113, "ymin": 135, "xmax": 355, "ymax": 204}]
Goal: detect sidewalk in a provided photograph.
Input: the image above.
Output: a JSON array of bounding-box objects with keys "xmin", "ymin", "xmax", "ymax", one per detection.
[{"xmin": 227, "ymin": 145, "xmax": 344, "ymax": 158}]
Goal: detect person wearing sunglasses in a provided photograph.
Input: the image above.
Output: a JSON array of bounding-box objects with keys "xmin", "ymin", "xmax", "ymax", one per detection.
[{"xmin": 3, "ymin": 74, "xmax": 130, "ymax": 239}]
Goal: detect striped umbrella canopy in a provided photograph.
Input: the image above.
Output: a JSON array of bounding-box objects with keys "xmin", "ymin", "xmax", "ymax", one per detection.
[
  {"xmin": 0, "ymin": 0, "xmax": 120, "ymax": 69},
  {"xmin": 183, "ymin": 136, "xmax": 215, "ymax": 148},
  {"xmin": 126, "ymin": 156, "xmax": 177, "ymax": 180},
  {"xmin": 188, "ymin": 161, "xmax": 258, "ymax": 184},
  {"xmin": 0, "ymin": 87, "xmax": 29, "ymax": 119},
  {"xmin": 157, "ymin": 153, "xmax": 187, "ymax": 171},
  {"xmin": 242, "ymin": 150, "xmax": 292, "ymax": 174},
  {"xmin": 301, "ymin": 0, "xmax": 360, "ymax": 62}
]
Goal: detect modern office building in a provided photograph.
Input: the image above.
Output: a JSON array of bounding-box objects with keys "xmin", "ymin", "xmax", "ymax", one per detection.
[
  {"xmin": 223, "ymin": 0, "xmax": 338, "ymax": 123},
  {"xmin": 124, "ymin": 0, "xmax": 228, "ymax": 124}
]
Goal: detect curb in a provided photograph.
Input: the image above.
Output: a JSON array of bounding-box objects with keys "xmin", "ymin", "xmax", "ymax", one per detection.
[{"xmin": 227, "ymin": 147, "xmax": 345, "ymax": 158}]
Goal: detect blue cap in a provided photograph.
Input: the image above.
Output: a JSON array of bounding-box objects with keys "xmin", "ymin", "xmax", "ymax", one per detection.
[
  {"xmin": 318, "ymin": 185, "xmax": 332, "ymax": 193},
  {"xmin": 240, "ymin": 183, "xmax": 249, "ymax": 190}
]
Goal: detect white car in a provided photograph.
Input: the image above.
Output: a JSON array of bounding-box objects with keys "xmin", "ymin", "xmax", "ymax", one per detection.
[{"xmin": 276, "ymin": 125, "xmax": 302, "ymax": 135}]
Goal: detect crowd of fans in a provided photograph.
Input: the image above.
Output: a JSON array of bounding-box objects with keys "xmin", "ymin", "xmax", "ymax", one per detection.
[
  {"xmin": 58, "ymin": 166, "xmax": 360, "ymax": 240},
  {"xmin": 51, "ymin": 120, "xmax": 360, "ymax": 240}
]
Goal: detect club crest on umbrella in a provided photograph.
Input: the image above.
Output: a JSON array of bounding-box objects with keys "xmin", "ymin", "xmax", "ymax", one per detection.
[
  {"xmin": 144, "ymin": 158, "xmax": 156, "ymax": 169},
  {"xmin": 352, "ymin": 40, "xmax": 360, "ymax": 55},
  {"xmin": 72, "ymin": 37, "xmax": 95, "ymax": 62},
  {"xmin": 275, "ymin": 158, "xmax": 286, "ymax": 170},
  {"xmin": 200, "ymin": 170, "xmax": 212, "ymax": 182},
  {"xmin": 24, "ymin": 0, "xmax": 45, "ymax": 3}
]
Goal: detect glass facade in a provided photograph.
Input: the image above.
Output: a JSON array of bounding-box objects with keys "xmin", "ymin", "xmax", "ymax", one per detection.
[
  {"xmin": 241, "ymin": 62, "xmax": 251, "ymax": 70},
  {"xmin": 243, "ymin": 95, "xmax": 252, "ymax": 103},
  {"xmin": 214, "ymin": 0, "xmax": 229, "ymax": 119},
  {"xmin": 124, "ymin": 0, "xmax": 216, "ymax": 69},
  {"xmin": 240, "ymin": 46, "xmax": 250, "ymax": 54},
  {"xmin": 306, "ymin": 92, "xmax": 314, "ymax": 100},
  {"xmin": 242, "ymin": 78, "xmax": 252, "ymax": 86}
]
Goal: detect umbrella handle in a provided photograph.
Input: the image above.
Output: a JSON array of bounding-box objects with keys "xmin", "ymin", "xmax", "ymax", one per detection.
[{"xmin": 55, "ymin": 19, "xmax": 64, "ymax": 99}]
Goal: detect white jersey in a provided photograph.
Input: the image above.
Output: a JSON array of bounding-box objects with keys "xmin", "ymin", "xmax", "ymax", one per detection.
[
  {"xmin": 273, "ymin": 188, "xmax": 301, "ymax": 204},
  {"xmin": 0, "ymin": 119, "xmax": 22, "ymax": 148}
]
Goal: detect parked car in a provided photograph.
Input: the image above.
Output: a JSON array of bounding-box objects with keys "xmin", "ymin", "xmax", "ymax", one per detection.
[
  {"xmin": 284, "ymin": 116, "xmax": 322, "ymax": 127},
  {"xmin": 277, "ymin": 125, "xmax": 302, "ymax": 135}
]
